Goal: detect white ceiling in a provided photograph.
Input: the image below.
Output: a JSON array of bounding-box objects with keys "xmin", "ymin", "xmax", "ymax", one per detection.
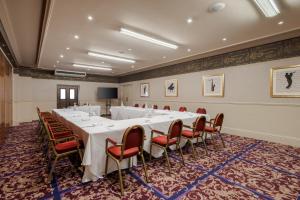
[{"xmin": 2, "ymin": 0, "xmax": 300, "ymax": 76}]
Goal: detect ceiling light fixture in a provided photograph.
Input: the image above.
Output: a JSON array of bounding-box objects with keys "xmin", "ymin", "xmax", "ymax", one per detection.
[
  {"xmin": 128, "ymin": 48, "xmax": 132, "ymax": 51},
  {"xmin": 66, "ymin": 47, "xmax": 70, "ymax": 50},
  {"xmin": 253, "ymin": 0, "xmax": 280, "ymax": 17},
  {"xmin": 187, "ymin": 48, "xmax": 191, "ymax": 52},
  {"xmin": 120, "ymin": 28, "xmax": 178, "ymax": 49},
  {"xmin": 187, "ymin": 18, "xmax": 193, "ymax": 24},
  {"xmin": 60, "ymin": 54, "xmax": 64, "ymax": 58},
  {"xmin": 74, "ymin": 35, "xmax": 79, "ymax": 39},
  {"xmin": 73, "ymin": 63, "xmax": 112, "ymax": 71},
  {"xmin": 162, "ymin": 56, "xmax": 166, "ymax": 59},
  {"xmin": 131, "ymin": 65, "xmax": 135, "ymax": 69},
  {"xmin": 88, "ymin": 51, "xmax": 135, "ymax": 63},
  {"xmin": 222, "ymin": 38, "xmax": 227, "ymax": 41},
  {"xmin": 278, "ymin": 21, "xmax": 284, "ymax": 25},
  {"xmin": 88, "ymin": 15, "xmax": 93, "ymax": 21}
]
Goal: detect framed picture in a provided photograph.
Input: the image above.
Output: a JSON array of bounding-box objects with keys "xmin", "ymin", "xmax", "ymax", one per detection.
[
  {"xmin": 270, "ymin": 65, "xmax": 300, "ymax": 98},
  {"xmin": 165, "ymin": 79, "xmax": 178, "ymax": 97},
  {"xmin": 140, "ymin": 83, "xmax": 150, "ymax": 97},
  {"xmin": 202, "ymin": 74, "xmax": 224, "ymax": 97}
]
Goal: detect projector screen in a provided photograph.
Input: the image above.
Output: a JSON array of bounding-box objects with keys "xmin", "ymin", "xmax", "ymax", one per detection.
[{"xmin": 97, "ymin": 87, "xmax": 118, "ymax": 99}]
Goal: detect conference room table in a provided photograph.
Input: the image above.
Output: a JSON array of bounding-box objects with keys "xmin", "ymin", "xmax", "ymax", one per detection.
[
  {"xmin": 69, "ymin": 105, "xmax": 101, "ymax": 116},
  {"xmin": 53, "ymin": 106, "xmax": 210, "ymax": 182}
]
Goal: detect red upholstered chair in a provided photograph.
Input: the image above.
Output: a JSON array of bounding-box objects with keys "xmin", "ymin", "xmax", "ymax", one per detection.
[
  {"xmin": 45, "ymin": 122, "xmax": 82, "ymax": 182},
  {"xmin": 182, "ymin": 116, "xmax": 208, "ymax": 156},
  {"xmin": 179, "ymin": 106, "xmax": 187, "ymax": 112},
  {"xmin": 134, "ymin": 104, "xmax": 139, "ymax": 107},
  {"xmin": 163, "ymin": 105, "xmax": 170, "ymax": 110},
  {"xmin": 205, "ymin": 113, "xmax": 225, "ymax": 147},
  {"xmin": 196, "ymin": 108, "xmax": 207, "ymax": 114},
  {"xmin": 150, "ymin": 119, "xmax": 184, "ymax": 173},
  {"xmin": 153, "ymin": 105, "xmax": 158, "ymax": 109},
  {"xmin": 105, "ymin": 125, "xmax": 148, "ymax": 195}
]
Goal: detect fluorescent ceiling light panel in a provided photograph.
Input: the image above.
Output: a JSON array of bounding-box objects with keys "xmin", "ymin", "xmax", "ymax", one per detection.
[
  {"xmin": 253, "ymin": 0, "xmax": 280, "ymax": 17},
  {"xmin": 73, "ymin": 63, "xmax": 112, "ymax": 71},
  {"xmin": 120, "ymin": 28, "xmax": 178, "ymax": 49},
  {"xmin": 88, "ymin": 52, "xmax": 135, "ymax": 63}
]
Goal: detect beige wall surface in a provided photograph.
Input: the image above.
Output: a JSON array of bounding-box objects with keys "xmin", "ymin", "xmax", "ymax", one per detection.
[
  {"xmin": 121, "ymin": 57, "xmax": 300, "ymax": 147},
  {"xmin": 13, "ymin": 75, "xmax": 119, "ymax": 125}
]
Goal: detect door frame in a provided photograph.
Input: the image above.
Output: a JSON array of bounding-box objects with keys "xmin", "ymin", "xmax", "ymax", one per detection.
[{"xmin": 57, "ymin": 84, "xmax": 80, "ymax": 108}]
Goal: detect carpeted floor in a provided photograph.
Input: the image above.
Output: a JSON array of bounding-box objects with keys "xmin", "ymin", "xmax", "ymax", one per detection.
[{"xmin": 0, "ymin": 121, "xmax": 300, "ymax": 200}]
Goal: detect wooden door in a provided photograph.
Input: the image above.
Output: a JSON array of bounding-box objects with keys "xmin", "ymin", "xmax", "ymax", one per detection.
[
  {"xmin": 121, "ymin": 84, "xmax": 133, "ymax": 106},
  {"xmin": 57, "ymin": 85, "xmax": 79, "ymax": 108}
]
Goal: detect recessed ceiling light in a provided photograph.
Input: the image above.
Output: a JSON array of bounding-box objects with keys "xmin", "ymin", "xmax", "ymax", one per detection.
[
  {"xmin": 101, "ymin": 61, "xmax": 105, "ymax": 64},
  {"xmin": 187, "ymin": 18, "xmax": 193, "ymax": 24},
  {"xmin": 120, "ymin": 28, "xmax": 178, "ymax": 49},
  {"xmin": 162, "ymin": 56, "xmax": 166, "ymax": 59},
  {"xmin": 53, "ymin": 64, "xmax": 56, "ymax": 67},
  {"xmin": 88, "ymin": 51, "xmax": 136, "ymax": 63},
  {"xmin": 60, "ymin": 54, "xmax": 64, "ymax": 58},
  {"xmin": 222, "ymin": 38, "xmax": 227, "ymax": 41},
  {"xmin": 66, "ymin": 47, "xmax": 70, "ymax": 50},
  {"xmin": 278, "ymin": 21, "xmax": 284, "ymax": 25},
  {"xmin": 187, "ymin": 48, "xmax": 191, "ymax": 52},
  {"xmin": 128, "ymin": 48, "xmax": 132, "ymax": 51},
  {"xmin": 56, "ymin": 60, "xmax": 60, "ymax": 63},
  {"xmin": 88, "ymin": 15, "xmax": 93, "ymax": 21},
  {"xmin": 253, "ymin": 0, "xmax": 280, "ymax": 18},
  {"xmin": 74, "ymin": 35, "xmax": 79, "ymax": 39},
  {"xmin": 73, "ymin": 63, "xmax": 112, "ymax": 71},
  {"xmin": 131, "ymin": 65, "xmax": 135, "ymax": 69}
]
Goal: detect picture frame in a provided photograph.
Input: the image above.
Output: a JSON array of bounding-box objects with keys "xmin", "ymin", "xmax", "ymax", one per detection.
[
  {"xmin": 165, "ymin": 79, "xmax": 178, "ymax": 97},
  {"xmin": 202, "ymin": 74, "xmax": 224, "ymax": 97},
  {"xmin": 140, "ymin": 83, "xmax": 150, "ymax": 97},
  {"xmin": 270, "ymin": 65, "xmax": 300, "ymax": 98}
]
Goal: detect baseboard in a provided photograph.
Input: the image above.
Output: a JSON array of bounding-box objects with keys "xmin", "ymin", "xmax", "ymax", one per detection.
[{"xmin": 223, "ymin": 126, "xmax": 300, "ymax": 147}]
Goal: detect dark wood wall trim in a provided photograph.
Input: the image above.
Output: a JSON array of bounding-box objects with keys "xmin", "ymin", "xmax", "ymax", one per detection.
[
  {"xmin": 119, "ymin": 36, "xmax": 300, "ymax": 83},
  {"xmin": 14, "ymin": 66, "xmax": 119, "ymax": 83},
  {"xmin": 0, "ymin": 21, "xmax": 17, "ymax": 68}
]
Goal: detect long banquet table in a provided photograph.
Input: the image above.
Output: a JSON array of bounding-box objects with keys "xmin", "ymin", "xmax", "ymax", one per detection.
[{"xmin": 53, "ymin": 106, "xmax": 210, "ymax": 182}]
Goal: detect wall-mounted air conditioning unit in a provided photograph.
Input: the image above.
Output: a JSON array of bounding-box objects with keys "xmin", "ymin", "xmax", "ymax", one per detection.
[{"xmin": 54, "ymin": 70, "xmax": 86, "ymax": 78}]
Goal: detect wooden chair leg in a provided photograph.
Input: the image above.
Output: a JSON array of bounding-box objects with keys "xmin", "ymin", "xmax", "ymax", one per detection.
[
  {"xmin": 163, "ymin": 148, "xmax": 171, "ymax": 174},
  {"xmin": 116, "ymin": 160, "xmax": 124, "ymax": 196},
  {"xmin": 177, "ymin": 143, "xmax": 185, "ymax": 165},
  {"xmin": 202, "ymin": 135, "xmax": 208, "ymax": 156},
  {"xmin": 140, "ymin": 152, "xmax": 148, "ymax": 182},
  {"xmin": 149, "ymin": 142, "xmax": 153, "ymax": 161},
  {"xmin": 218, "ymin": 132, "xmax": 226, "ymax": 148},
  {"xmin": 189, "ymin": 140, "xmax": 196, "ymax": 158},
  {"xmin": 105, "ymin": 155, "xmax": 109, "ymax": 176},
  {"xmin": 48, "ymin": 156, "xmax": 58, "ymax": 182}
]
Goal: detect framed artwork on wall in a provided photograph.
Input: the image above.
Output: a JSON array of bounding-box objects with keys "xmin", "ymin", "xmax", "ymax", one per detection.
[
  {"xmin": 202, "ymin": 74, "xmax": 224, "ymax": 97},
  {"xmin": 140, "ymin": 83, "xmax": 150, "ymax": 97},
  {"xmin": 165, "ymin": 79, "xmax": 178, "ymax": 97},
  {"xmin": 270, "ymin": 65, "xmax": 300, "ymax": 98}
]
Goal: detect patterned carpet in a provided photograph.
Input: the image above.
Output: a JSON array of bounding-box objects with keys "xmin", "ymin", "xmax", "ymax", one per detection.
[{"xmin": 0, "ymin": 121, "xmax": 300, "ymax": 200}]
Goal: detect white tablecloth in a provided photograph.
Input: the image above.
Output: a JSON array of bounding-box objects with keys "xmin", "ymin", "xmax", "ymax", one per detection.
[
  {"xmin": 52, "ymin": 107, "xmax": 209, "ymax": 182},
  {"xmin": 70, "ymin": 105, "xmax": 101, "ymax": 116}
]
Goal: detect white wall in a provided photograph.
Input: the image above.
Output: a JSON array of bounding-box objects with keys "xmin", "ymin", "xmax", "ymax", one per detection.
[
  {"xmin": 13, "ymin": 75, "xmax": 119, "ymax": 125},
  {"xmin": 121, "ymin": 57, "xmax": 300, "ymax": 147}
]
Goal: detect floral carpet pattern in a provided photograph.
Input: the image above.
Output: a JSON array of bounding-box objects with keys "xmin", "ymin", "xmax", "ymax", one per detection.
[{"xmin": 0, "ymin": 121, "xmax": 300, "ymax": 200}]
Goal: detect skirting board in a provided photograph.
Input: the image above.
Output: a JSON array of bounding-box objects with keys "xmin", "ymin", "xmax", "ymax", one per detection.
[{"xmin": 223, "ymin": 126, "xmax": 300, "ymax": 147}]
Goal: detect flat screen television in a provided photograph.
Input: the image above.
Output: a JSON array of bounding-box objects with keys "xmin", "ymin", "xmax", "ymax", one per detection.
[{"xmin": 97, "ymin": 87, "xmax": 118, "ymax": 99}]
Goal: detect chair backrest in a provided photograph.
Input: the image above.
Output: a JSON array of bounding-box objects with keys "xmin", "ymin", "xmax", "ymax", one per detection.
[
  {"xmin": 179, "ymin": 107, "xmax": 187, "ymax": 112},
  {"xmin": 168, "ymin": 119, "xmax": 183, "ymax": 139},
  {"xmin": 194, "ymin": 116, "xmax": 206, "ymax": 133},
  {"xmin": 122, "ymin": 125, "xmax": 145, "ymax": 151},
  {"xmin": 153, "ymin": 105, "xmax": 158, "ymax": 109},
  {"xmin": 163, "ymin": 105, "xmax": 170, "ymax": 110},
  {"xmin": 134, "ymin": 104, "xmax": 139, "ymax": 107},
  {"xmin": 196, "ymin": 108, "xmax": 207, "ymax": 114},
  {"xmin": 142, "ymin": 104, "xmax": 145, "ymax": 108},
  {"xmin": 213, "ymin": 113, "xmax": 224, "ymax": 130}
]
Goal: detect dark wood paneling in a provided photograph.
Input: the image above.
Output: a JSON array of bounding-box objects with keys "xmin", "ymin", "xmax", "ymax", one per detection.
[
  {"xmin": 120, "ymin": 36, "xmax": 300, "ymax": 83},
  {"xmin": 14, "ymin": 66, "xmax": 119, "ymax": 83}
]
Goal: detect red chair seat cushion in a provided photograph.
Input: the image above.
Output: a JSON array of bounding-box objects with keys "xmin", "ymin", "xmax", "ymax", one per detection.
[
  {"xmin": 152, "ymin": 135, "xmax": 177, "ymax": 146},
  {"xmin": 55, "ymin": 140, "xmax": 78, "ymax": 153},
  {"xmin": 52, "ymin": 131, "xmax": 73, "ymax": 139},
  {"xmin": 108, "ymin": 146, "xmax": 139, "ymax": 158},
  {"xmin": 182, "ymin": 130, "xmax": 200, "ymax": 138},
  {"xmin": 204, "ymin": 126, "xmax": 218, "ymax": 133}
]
